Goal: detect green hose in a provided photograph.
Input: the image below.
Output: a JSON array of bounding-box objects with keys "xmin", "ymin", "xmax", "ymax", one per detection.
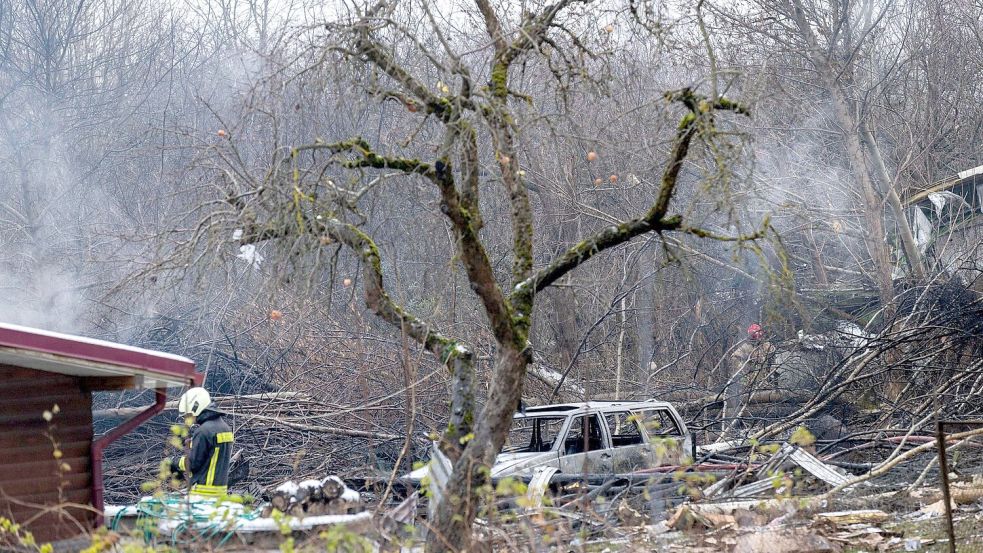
[{"xmin": 127, "ymin": 494, "xmax": 260, "ymax": 546}]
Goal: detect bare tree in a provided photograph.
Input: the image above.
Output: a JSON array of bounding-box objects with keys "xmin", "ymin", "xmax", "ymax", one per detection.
[
  {"xmin": 163, "ymin": 2, "xmax": 771, "ymax": 549},
  {"xmin": 703, "ymin": 0, "xmax": 946, "ymax": 317}
]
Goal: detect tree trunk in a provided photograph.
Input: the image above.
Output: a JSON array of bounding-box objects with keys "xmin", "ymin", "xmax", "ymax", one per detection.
[
  {"xmin": 827, "ymin": 84, "xmax": 896, "ymax": 317},
  {"xmin": 636, "ymin": 244, "xmax": 657, "ymax": 395},
  {"xmin": 427, "ymin": 346, "xmax": 530, "ymax": 552},
  {"xmin": 546, "ymin": 283, "xmax": 580, "ymax": 394},
  {"xmin": 444, "ymin": 351, "xmax": 476, "ymax": 457},
  {"xmin": 861, "ymin": 125, "xmax": 927, "ymax": 280},
  {"xmin": 788, "ymin": 0, "xmax": 896, "ymax": 316}
]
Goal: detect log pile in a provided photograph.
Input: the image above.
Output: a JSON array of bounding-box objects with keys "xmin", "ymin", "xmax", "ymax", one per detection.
[{"xmin": 262, "ymin": 476, "xmax": 361, "ymax": 517}]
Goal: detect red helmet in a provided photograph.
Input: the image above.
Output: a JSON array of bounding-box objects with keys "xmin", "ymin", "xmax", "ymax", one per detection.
[{"xmin": 747, "ymin": 323, "xmax": 764, "ymax": 341}]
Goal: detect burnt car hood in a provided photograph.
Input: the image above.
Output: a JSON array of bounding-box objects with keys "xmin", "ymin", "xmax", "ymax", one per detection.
[{"xmin": 489, "ymin": 451, "xmax": 558, "ymax": 478}]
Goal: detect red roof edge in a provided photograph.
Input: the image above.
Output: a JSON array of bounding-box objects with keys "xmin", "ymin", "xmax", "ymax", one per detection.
[{"xmin": 0, "ymin": 323, "xmax": 198, "ymax": 384}]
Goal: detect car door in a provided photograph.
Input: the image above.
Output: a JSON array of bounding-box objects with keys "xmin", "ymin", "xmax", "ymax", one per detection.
[
  {"xmin": 636, "ymin": 408, "xmax": 687, "ymax": 465},
  {"xmin": 557, "ymin": 413, "xmax": 611, "ymax": 474},
  {"xmin": 603, "ymin": 410, "xmax": 651, "ymax": 472}
]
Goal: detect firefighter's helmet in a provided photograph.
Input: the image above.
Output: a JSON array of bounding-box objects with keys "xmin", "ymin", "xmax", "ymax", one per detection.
[{"xmin": 178, "ymin": 387, "xmax": 212, "ymax": 417}]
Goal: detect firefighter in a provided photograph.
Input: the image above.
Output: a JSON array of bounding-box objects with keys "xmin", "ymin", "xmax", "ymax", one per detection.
[
  {"xmin": 734, "ymin": 323, "xmax": 773, "ymax": 365},
  {"xmin": 723, "ymin": 323, "xmax": 775, "ymax": 426},
  {"xmin": 168, "ymin": 387, "xmax": 235, "ymax": 497}
]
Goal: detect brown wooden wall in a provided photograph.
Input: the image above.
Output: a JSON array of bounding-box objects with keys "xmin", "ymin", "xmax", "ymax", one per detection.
[{"xmin": 0, "ymin": 365, "xmax": 95, "ymax": 544}]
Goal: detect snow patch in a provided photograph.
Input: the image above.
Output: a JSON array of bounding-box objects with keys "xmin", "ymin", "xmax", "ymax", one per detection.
[
  {"xmin": 237, "ymin": 244, "xmax": 264, "ymax": 268},
  {"xmin": 231, "ymin": 511, "xmax": 371, "ymax": 533},
  {"xmin": 275, "ymin": 481, "xmax": 299, "ymax": 497},
  {"xmin": 322, "ymin": 475, "xmax": 345, "ymax": 488},
  {"xmin": 0, "ymin": 322, "xmax": 195, "ymax": 364},
  {"xmin": 796, "ymin": 330, "xmax": 826, "ymax": 350},
  {"xmin": 298, "ymin": 479, "xmax": 321, "ymax": 492}
]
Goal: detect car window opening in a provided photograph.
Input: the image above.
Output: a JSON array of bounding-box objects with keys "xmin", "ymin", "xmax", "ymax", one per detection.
[
  {"xmin": 605, "ymin": 411, "xmax": 644, "ymax": 447},
  {"xmin": 564, "ymin": 414, "xmax": 605, "ymax": 454},
  {"xmin": 503, "ymin": 416, "xmax": 565, "ymax": 453},
  {"xmin": 637, "ymin": 408, "xmax": 681, "ymax": 436}
]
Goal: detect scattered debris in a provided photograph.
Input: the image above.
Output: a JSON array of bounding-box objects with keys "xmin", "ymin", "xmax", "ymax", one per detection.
[
  {"xmin": 706, "ymin": 442, "xmax": 851, "ymax": 500},
  {"xmin": 732, "ymin": 528, "xmax": 839, "ymax": 553},
  {"xmin": 781, "ymin": 444, "xmax": 852, "ymax": 488},
  {"xmin": 815, "ymin": 509, "xmax": 889, "ymax": 525},
  {"xmin": 915, "ymin": 499, "xmax": 953, "ymax": 517}
]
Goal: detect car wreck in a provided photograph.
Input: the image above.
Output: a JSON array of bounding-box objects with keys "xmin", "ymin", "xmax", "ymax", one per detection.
[{"xmin": 406, "ymin": 399, "xmax": 693, "ymax": 485}]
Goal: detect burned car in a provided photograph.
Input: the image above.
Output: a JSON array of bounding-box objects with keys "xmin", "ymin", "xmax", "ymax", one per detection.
[{"xmin": 407, "ymin": 399, "xmax": 692, "ymax": 483}]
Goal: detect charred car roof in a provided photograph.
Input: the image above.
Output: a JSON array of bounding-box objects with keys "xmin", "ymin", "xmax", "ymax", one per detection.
[{"xmin": 518, "ymin": 399, "xmax": 678, "ymax": 417}]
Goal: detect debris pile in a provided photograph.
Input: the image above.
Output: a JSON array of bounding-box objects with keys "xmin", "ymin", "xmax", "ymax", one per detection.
[
  {"xmin": 643, "ymin": 438, "xmax": 983, "ymax": 552},
  {"xmin": 703, "ymin": 443, "xmax": 852, "ymax": 499}
]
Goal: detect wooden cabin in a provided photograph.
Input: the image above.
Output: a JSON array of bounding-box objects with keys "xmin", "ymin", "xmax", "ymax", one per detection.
[{"xmin": 0, "ymin": 323, "xmax": 199, "ymax": 546}]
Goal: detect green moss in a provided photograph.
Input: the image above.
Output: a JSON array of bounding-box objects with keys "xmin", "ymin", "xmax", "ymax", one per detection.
[
  {"xmin": 491, "ymin": 61, "xmax": 508, "ymax": 99},
  {"xmin": 714, "ymin": 97, "xmax": 751, "ymax": 115},
  {"xmin": 678, "ymin": 112, "xmax": 697, "ymax": 130},
  {"xmin": 333, "ymin": 137, "xmax": 431, "ymax": 175},
  {"xmin": 438, "ymin": 342, "xmax": 458, "ymax": 364},
  {"xmin": 508, "ymin": 297, "xmax": 532, "ymax": 348},
  {"xmin": 662, "ymin": 214, "xmax": 683, "ymax": 226}
]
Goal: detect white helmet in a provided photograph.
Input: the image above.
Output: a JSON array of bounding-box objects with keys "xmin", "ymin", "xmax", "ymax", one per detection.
[{"xmin": 178, "ymin": 387, "xmax": 212, "ymax": 417}]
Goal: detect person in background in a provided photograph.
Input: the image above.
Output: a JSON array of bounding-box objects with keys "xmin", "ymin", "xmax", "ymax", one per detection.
[{"xmin": 168, "ymin": 387, "xmax": 234, "ymax": 497}]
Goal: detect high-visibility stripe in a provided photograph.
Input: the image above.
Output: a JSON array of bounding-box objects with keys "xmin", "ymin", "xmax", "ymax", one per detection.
[
  {"xmin": 216, "ymin": 432, "xmax": 234, "ymax": 443},
  {"xmin": 206, "ymin": 447, "xmax": 220, "ymax": 485},
  {"xmin": 190, "ymin": 484, "xmax": 228, "ymax": 497},
  {"xmin": 178, "ymin": 456, "xmax": 186, "ymax": 472}
]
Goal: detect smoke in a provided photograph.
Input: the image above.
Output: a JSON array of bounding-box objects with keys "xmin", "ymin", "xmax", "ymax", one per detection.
[
  {"xmin": 0, "ymin": 0, "xmax": 290, "ymax": 336},
  {"xmin": 0, "ymin": 103, "xmax": 90, "ymax": 332}
]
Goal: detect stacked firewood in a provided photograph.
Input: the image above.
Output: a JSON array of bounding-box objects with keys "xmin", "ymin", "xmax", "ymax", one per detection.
[{"xmin": 262, "ymin": 476, "xmax": 362, "ymax": 517}]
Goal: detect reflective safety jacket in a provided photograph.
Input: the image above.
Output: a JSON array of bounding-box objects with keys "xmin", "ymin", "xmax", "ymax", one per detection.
[{"xmin": 177, "ymin": 409, "xmax": 234, "ymax": 497}]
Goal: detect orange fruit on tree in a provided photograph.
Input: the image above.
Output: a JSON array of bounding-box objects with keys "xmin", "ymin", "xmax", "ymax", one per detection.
[{"xmin": 586, "ymin": 151, "xmax": 598, "ymax": 162}]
